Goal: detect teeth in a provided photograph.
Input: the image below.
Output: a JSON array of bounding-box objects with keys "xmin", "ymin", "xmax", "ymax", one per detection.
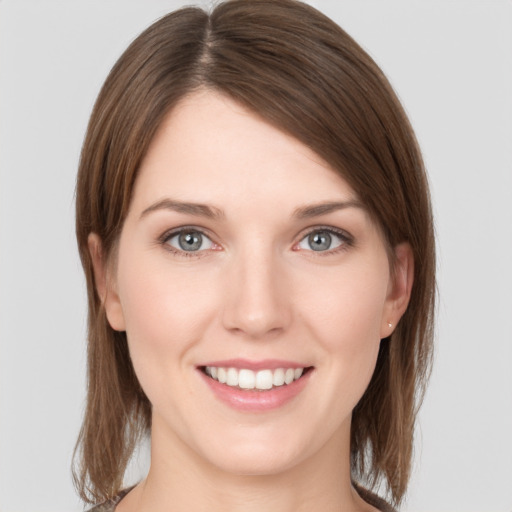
[
  {"xmin": 239, "ymin": 369, "xmax": 255, "ymax": 389},
  {"xmin": 204, "ymin": 366, "xmax": 306, "ymax": 390},
  {"xmin": 217, "ymin": 367, "xmax": 227, "ymax": 384},
  {"xmin": 255, "ymin": 369, "xmax": 273, "ymax": 390},
  {"xmin": 272, "ymin": 368, "xmax": 285, "ymax": 386},
  {"xmin": 226, "ymin": 368, "xmax": 238, "ymax": 386}
]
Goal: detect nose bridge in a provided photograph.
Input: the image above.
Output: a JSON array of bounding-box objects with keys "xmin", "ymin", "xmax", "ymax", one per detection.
[{"xmin": 222, "ymin": 239, "xmax": 291, "ymax": 338}]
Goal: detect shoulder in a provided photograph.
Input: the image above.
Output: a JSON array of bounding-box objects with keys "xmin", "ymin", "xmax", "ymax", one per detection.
[{"xmin": 86, "ymin": 487, "xmax": 134, "ymax": 512}]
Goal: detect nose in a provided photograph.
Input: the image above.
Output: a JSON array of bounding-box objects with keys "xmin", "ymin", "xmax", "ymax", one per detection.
[{"xmin": 221, "ymin": 247, "xmax": 292, "ymax": 339}]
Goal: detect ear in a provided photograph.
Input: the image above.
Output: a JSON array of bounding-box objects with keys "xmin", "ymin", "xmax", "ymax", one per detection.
[
  {"xmin": 88, "ymin": 233, "xmax": 126, "ymax": 332},
  {"xmin": 380, "ymin": 242, "xmax": 414, "ymax": 338}
]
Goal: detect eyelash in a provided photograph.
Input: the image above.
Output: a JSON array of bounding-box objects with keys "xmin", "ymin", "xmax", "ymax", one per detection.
[
  {"xmin": 158, "ymin": 225, "xmax": 354, "ymax": 258},
  {"xmin": 158, "ymin": 226, "xmax": 215, "ymax": 258},
  {"xmin": 295, "ymin": 226, "xmax": 354, "ymax": 256}
]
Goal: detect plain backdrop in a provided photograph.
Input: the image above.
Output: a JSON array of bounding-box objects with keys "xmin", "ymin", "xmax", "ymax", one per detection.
[{"xmin": 1, "ymin": 1, "xmax": 511, "ymax": 511}]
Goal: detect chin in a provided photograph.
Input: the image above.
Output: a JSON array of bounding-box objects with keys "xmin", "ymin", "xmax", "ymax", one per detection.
[
  {"xmin": 192, "ymin": 426, "xmax": 320, "ymax": 479},
  {"xmin": 206, "ymin": 446, "xmax": 305, "ymax": 478}
]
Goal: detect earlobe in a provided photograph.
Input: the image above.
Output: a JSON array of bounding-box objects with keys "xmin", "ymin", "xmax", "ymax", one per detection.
[
  {"xmin": 381, "ymin": 242, "xmax": 414, "ymax": 338},
  {"xmin": 87, "ymin": 233, "xmax": 126, "ymax": 332}
]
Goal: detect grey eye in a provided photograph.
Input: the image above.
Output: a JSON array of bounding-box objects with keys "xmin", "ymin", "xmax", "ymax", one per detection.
[
  {"xmin": 167, "ymin": 230, "xmax": 213, "ymax": 252},
  {"xmin": 298, "ymin": 230, "xmax": 343, "ymax": 252},
  {"xmin": 308, "ymin": 231, "xmax": 331, "ymax": 251}
]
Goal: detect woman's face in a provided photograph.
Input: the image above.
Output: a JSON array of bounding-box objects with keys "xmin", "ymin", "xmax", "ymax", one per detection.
[{"xmin": 96, "ymin": 90, "xmax": 411, "ymax": 476}]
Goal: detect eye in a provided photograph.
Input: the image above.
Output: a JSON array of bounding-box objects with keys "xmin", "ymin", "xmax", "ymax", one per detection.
[
  {"xmin": 165, "ymin": 229, "xmax": 214, "ymax": 253},
  {"xmin": 297, "ymin": 229, "xmax": 349, "ymax": 252}
]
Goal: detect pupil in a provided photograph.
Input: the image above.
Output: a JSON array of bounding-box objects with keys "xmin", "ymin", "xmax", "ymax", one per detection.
[
  {"xmin": 179, "ymin": 231, "xmax": 202, "ymax": 251},
  {"xmin": 309, "ymin": 231, "xmax": 331, "ymax": 251}
]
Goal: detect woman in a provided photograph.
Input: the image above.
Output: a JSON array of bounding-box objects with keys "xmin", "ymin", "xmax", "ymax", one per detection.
[{"xmin": 74, "ymin": 0, "xmax": 435, "ymax": 510}]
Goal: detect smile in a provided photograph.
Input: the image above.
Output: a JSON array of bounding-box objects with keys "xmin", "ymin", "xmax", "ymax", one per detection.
[
  {"xmin": 204, "ymin": 366, "xmax": 305, "ymax": 390},
  {"xmin": 199, "ymin": 359, "xmax": 313, "ymax": 411}
]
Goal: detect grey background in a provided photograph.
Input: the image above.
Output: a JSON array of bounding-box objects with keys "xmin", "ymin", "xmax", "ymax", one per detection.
[{"xmin": 1, "ymin": 1, "xmax": 511, "ymax": 511}]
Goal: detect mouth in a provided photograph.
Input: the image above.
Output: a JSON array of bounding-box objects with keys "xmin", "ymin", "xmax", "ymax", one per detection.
[
  {"xmin": 199, "ymin": 365, "xmax": 313, "ymax": 391},
  {"xmin": 198, "ymin": 359, "xmax": 314, "ymax": 411}
]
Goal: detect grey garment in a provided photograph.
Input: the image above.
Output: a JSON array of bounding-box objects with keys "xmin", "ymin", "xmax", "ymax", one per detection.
[
  {"xmin": 86, "ymin": 487, "xmax": 134, "ymax": 512},
  {"xmin": 355, "ymin": 484, "xmax": 398, "ymax": 512},
  {"xmin": 86, "ymin": 484, "xmax": 396, "ymax": 512}
]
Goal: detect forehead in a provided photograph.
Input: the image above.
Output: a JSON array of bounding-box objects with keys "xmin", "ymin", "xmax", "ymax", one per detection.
[{"xmin": 132, "ymin": 90, "xmax": 358, "ymax": 213}]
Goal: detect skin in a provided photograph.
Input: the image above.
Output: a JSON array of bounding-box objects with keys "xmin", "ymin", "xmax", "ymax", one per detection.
[{"xmin": 90, "ymin": 90, "xmax": 413, "ymax": 512}]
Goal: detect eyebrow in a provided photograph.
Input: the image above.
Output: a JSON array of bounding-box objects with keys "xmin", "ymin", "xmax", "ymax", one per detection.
[
  {"xmin": 140, "ymin": 198, "xmax": 364, "ymax": 221},
  {"xmin": 140, "ymin": 198, "xmax": 225, "ymax": 220},
  {"xmin": 292, "ymin": 200, "xmax": 364, "ymax": 219}
]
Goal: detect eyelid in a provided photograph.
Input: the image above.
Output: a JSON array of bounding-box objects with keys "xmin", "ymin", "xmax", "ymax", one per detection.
[
  {"xmin": 294, "ymin": 225, "xmax": 354, "ymax": 253},
  {"xmin": 159, "ymin": 225, "xmax": 209, "ymax": 242},
  {"xmin": 158, "ymin": 225, "xmax": 219, "ymax": 256}
]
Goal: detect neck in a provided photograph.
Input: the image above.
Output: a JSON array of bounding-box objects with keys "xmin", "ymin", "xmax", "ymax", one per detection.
[{"xmin": 119, "ymin": 415, "xmax": 375, "ymax": 512}]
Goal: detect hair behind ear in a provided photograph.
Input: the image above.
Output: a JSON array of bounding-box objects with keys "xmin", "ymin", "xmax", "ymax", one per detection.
[{"xmin": 72, "ymin": 310, "xmax": 151, "ymax": 502}]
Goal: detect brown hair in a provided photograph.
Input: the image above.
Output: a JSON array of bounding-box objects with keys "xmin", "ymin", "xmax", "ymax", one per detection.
[{"xmin": 74, "ymin": 0, "xmax": 435, "ymax": 507}]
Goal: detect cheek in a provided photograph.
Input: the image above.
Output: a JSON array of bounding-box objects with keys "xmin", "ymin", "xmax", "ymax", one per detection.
[
  {"xmin": 119, "ymin": 243, "xmax": 218, "ymax": 329},
  {"xmin": 298, "ymin": 262, "xmax": 389, "ymax": 398},
  {"xmin": 301, "ymin": 262, "xmax": 389, "ymax": 346},
  {"xmin": 115, "ymin": 255, "xmax": 219, "ymax": 387}
]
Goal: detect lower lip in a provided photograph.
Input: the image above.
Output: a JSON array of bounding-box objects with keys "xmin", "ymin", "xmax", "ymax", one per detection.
[{"xmin": 199, "ymin": 369, "xmax": 312, "ymax": 412}]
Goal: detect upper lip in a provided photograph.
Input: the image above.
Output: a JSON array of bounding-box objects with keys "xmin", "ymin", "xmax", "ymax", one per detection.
[{"xmin": 199, "ymin": 358, "xmax": 310, "ymax": 371}]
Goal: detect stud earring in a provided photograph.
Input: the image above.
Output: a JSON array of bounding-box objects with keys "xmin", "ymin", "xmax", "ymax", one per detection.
[{"xmin": 387, "ymin": 322, "xmax": 393, "ymax": 328}]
